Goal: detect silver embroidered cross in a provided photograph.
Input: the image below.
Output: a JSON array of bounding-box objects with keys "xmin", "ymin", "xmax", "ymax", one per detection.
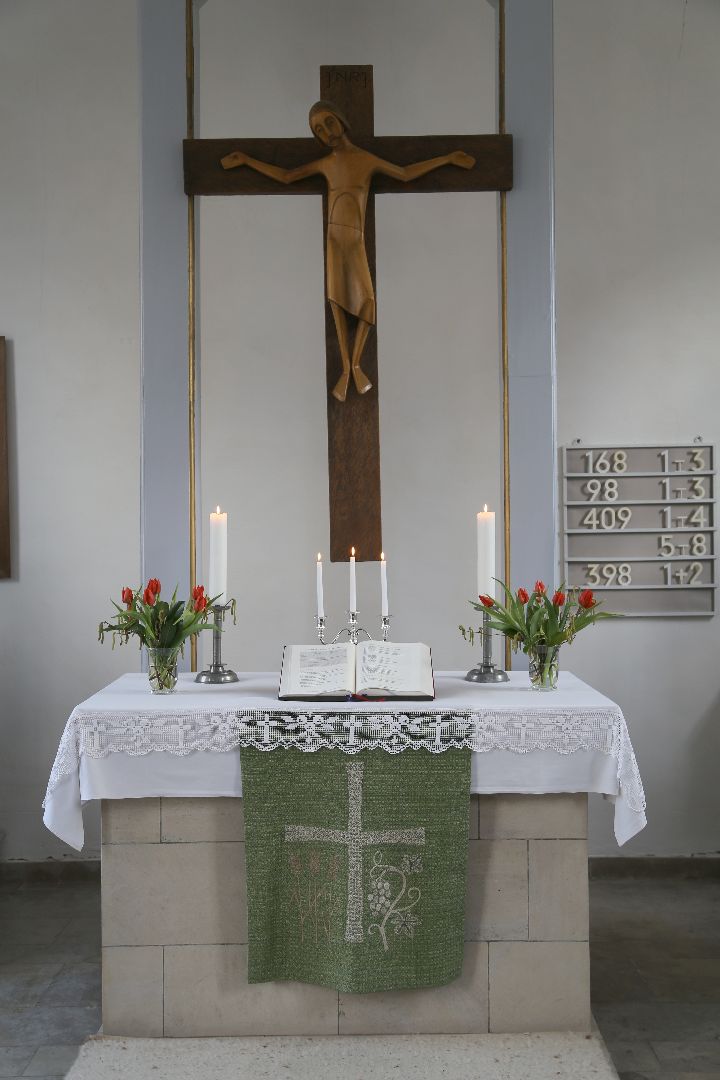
[{"xmin": 284, "ymin": 761, "xmax": 425, "ymax": 943}]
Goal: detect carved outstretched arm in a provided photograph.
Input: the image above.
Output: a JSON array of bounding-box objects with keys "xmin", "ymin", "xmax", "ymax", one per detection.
[
  {"xmin": 374, "ymin": 150, "xmax": 475, "ymax": 183},
  {"xmin": 220, "ymin": 150, "xmax": 321, "ymax": 185}
]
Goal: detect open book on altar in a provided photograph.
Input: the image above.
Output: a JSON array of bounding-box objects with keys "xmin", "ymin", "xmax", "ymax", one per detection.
[{"xmin": 278, "ymin": 641, "xmax": 435, "ymax": 701}]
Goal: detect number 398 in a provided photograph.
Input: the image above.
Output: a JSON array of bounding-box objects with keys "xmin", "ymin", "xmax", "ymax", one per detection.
[{"xmin": 586, "ymin": 564, "xmax": 632, "ymax": 587}]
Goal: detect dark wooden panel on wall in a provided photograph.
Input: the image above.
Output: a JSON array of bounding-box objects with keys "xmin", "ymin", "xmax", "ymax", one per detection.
[{"xmin": 0, "ymin": 338, "xmax": 10, "ymax": 579}]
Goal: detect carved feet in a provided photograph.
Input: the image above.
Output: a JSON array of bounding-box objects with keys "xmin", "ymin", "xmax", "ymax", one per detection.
[
  {"xmin": 332, "ymin": 366, "xmax": 372, "ymax": 402},
  {"xmin": 352, "ymin": 365, "xmax": 372, "ymax": 395},
  {"xmin": 332, "ymin": 371, "xmax": 350, "ymax": 402}
]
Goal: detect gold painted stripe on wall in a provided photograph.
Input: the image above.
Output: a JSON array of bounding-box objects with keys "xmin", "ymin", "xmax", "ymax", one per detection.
[
  {"xmin": 499, "ymin": 0, "xmax": 512, "ymax": 670},
  {"xmin": 186, "ymin": 0, "xmax": 198, "ymax": 671}
]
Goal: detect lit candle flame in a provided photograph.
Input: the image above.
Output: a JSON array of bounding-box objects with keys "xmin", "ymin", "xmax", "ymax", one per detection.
[
  {"xmin": 351, "ymin": 546, "xmax": 355, "ymax": 557},
  {"xmin": 317, "ymin": 552, "xmax": 322, "ymax": 562},
  {"xmin": 484, "ymin": 504, "xmax": 488, "ymax": 513},
  {"xmin": 216, "ymin": 505, "xmax": 221, "ymax": 514},
  {"xmin": 381, "ymin": 551, "xmax": 385, "ymax": 561}
]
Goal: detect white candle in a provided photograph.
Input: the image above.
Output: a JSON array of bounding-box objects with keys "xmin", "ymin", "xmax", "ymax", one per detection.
[
  {"xmin": 477, "ymin": 504, "xmax": 495, "ymax": 598},
  {"xmin": 349, "ymin": 546, "xmax": 357, "ymax": 612},
  {"xmin": 208, "ymin": 506, "xmax": 228, "ymax": 605},
  {"xmin": 316, "ymin": 553, "xmax": 324, "ymax": 620},
  {"xmin": 380, "ymin": 551, "xmax": 389, "ymax": 617}
]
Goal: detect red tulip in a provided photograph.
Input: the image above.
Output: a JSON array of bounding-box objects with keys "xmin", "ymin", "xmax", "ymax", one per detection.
[
  {"xmin": 517, "ymin": 587, "xmax": 529, "ymax": 605},
  {"xmin": 121, "ymin": 586, "xmax": 133, "ymax": 608},
  {"xmin": 194, "ymin": 595, "xmax": 208, "ymax": 613},
  {"xmin": 478, "ymin": 594, "xmax": 495, "ymax": 608},
  {"xmin": 552, "ymin": 590, "xmax": 566, "ymax": 606},
  {"xmin": 192, "ymin": 584, "xmax": 205, "ymax": 602},
  {"xmin": 143, "ymin": 586, "xmax": 157, "ymax": 606},
  {"xmin": 578, "ymin": 589, "xmax": 596, "ymax": 609},
  {"xmin": 534, "ymin": 580, "xmax": 546, "ymax": 595},
  {"xmin": 147, "ymin": 578, "xmax": 161, "ymax": 597}
]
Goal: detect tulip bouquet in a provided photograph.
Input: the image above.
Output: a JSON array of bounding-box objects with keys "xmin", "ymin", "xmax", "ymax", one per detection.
[
  {"xmin": 99, "ymin": 579, "xmax": 218, "ymax": 692},
  {"xmin": 460, "ymin": 580, "xmax": 619, "ymax": 689}
]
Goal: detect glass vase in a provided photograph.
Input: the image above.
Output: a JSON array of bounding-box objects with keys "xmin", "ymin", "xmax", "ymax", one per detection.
[
  {"xmin": 528, "ymin": 645, "xmax": 560, "ymax": 691},
  {"xmin": 147, "ymin": 647, "xmax": 179, "ymax": 694}
]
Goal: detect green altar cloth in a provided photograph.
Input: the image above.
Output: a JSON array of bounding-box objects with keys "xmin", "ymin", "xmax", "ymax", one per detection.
[{"xmin": 240, "ymin": 747, "xmax": 471, "ymax": 993}]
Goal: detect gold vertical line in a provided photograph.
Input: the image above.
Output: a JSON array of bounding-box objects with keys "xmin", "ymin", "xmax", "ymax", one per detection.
[
  {"xmin": 499, "ymin": 0, "xmax": 511, "ymax": 670},
  {"xmin": 501, "ymin": 190, "xmax": 510, "ymax": 670},
  {"xmin": 186, "ymin": 0, "xmax": 198, "ymax": 671}
]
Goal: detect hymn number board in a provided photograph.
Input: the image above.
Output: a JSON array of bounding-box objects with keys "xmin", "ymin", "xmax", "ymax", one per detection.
[{"xmin": 562, "ymin": 444, "xmax": 716, "ymax": 616}]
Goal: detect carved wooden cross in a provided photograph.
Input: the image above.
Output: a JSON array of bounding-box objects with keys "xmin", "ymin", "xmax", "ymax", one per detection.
[{"xmin": 184, "ymin": 65, "xmax": 512, "ymax": 561}]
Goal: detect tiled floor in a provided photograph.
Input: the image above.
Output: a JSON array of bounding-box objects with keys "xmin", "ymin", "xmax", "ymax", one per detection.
[
  {"xmin": 591, "ymin": 875, "xmax": 720, "ymax": 1080},
  {"xmin": 0, "ymin": 873, "xmax": 718, "ymax": 1078},
  {"xmin": 0, "ymin": 878, "xmax": 100, "ymax": 1079}
]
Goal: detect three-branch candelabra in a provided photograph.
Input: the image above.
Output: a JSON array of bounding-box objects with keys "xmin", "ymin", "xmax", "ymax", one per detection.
[{"xmin": 315, "ymin": 612, "xmax": 391, "ymax": 645}]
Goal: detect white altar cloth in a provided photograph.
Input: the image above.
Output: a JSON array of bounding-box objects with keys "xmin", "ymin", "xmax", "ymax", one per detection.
[{"xmin": 43, "ymin": 671, "xmax": 646, "ymax": 851}]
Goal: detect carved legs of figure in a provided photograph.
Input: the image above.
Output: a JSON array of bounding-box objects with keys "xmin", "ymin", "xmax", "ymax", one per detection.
[
  {"xmin": 330, "ymin": 302, "xmax": 351, "ymax": 402},
  {"xmin": 350, "ymin": 320, "xmax": 372, "ymax": 395},
  {"xmin": 330, "ymin": 302, "xmax": 373, "ymax": 402}
]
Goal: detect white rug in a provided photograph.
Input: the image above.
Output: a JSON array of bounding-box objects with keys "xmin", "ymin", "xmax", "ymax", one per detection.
[{"xmin": 67, "ymin": 1032, "xmax": 619, "ymax": 1080}]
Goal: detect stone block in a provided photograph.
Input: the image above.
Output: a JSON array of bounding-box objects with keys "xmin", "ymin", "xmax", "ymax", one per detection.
[
  {"xmin": 489, "ymin": 941, "xmax": 590, "ymax": 1032},
  {"xmin": 529, "ymin": 839, "xmax": 589, "ymax": 941},
  {"xmin": 468, "ymin": 796, "xmax": 479, "ymax": 840},
  {"xmin": 161, "ymin": 797, "xmax": 244, "ymax": 843},
  {"xmin": 465, "ymin": 840, "xmax": 528, "ymax": 941},
  {"xmin": 102, "ymin": 946, "xmax": 163, "ymax": 1036},
  {"xmin": 338, "ymin": 942, "xmax": 488, "ymax": 1034},
  {"xmin": 102, "ymin": 841, "xmax": 246, "ymax": 946},
  {"xmin": 101, "ymin": 799, "xmax": 160, "ymax": 845},
  {"xmin": 479, "ymin": 794, "xmax": 587, "ymax": 840},
  {"xmin": 163, "ymin": 945, "xmax": 338, "ymax": 1036}
]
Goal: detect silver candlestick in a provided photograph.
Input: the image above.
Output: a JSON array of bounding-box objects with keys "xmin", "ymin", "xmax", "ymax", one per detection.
[
  {"xmin": 465, "ymin": 608, "xmax": 509, "ymax": 683},
  {"xmin": 195, "ymin": 601, "xmax": 238, "ymax": 684},
  {"xmin": 381, "ymin": 615, "xmax": 391, "ymax": 642},
  {"xmin": 316, "ymin": 614, "xmax": 326, "ymax": 644}
]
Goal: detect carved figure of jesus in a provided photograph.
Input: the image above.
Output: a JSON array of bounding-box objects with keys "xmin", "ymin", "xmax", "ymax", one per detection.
[{"xmin": 221, "ymin": 101, "xmax": 475, "ymax": 402}]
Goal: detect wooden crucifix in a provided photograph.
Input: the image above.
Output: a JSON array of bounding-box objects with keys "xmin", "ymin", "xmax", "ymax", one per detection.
[{"xmin": 184, "ymin": 66, "xmax": 512, "ymax": 562}]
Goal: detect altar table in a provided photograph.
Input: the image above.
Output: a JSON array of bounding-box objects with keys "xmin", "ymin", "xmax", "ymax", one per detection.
[{"xmin": 43, "ymin": 671, "xmax": 646, "ymax": 1037}]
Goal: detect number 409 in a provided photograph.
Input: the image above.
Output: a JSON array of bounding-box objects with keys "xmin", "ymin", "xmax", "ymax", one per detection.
[{"xmin": 581, "ymin": 506, "xmax": 632, "ymax": 530}]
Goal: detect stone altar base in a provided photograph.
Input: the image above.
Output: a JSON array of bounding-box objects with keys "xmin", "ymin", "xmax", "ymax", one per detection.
[{"xmin": 100, "ymin": 794, "xmax": 590, "ymax": 1036}]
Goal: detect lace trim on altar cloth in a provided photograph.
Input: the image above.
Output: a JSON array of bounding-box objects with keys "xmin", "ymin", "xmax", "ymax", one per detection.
[{"xmin": 43, "ymin": 705, "xmax": 646, "ymax": 815}]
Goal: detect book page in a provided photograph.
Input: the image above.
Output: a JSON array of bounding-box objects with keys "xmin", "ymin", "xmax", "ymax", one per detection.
[
  {"xmin": 356, "ymin": 641, "xmax": 433, "ymax": 697},
  {"xmin": 280, "ymin": 644, "xmax": 354, "ymax": 698}
]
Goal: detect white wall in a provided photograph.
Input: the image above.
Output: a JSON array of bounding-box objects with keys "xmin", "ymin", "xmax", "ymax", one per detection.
[
  {"xmin": 0, "ymin": 0, "xmax": 140, "ymax": 860},
  {"xmin": 555, "ymin": 0, "xmax": 720, "ymax": 854},
  {"xmin": 196, "ymin": 0, "xmax": 502, "ymax": 671},
  {"xmin": 3, "ymin": 0, "xmax": 719, "ymax": 862}
]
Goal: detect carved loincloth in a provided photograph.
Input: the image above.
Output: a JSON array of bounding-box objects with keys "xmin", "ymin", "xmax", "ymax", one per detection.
[{"xmin": 326, "ymin": 221, "xmax": 376, "ymax": 324}]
